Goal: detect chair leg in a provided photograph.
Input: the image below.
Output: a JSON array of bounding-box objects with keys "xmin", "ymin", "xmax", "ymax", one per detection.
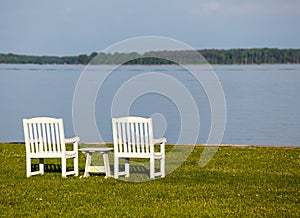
[
  {"xmin": 39, "ymin": 158, "xmax": 44, "ymax": 175},
  {"xmin": 125, "ymin": 158, "xmax": 130, "ymax": 177},
  {"xmin": 161, "ymin": 157, "xmax": 165, "ymax": 178},
  {"xmin": 62, "ymin": 158, "xmax": 67, "ymax": 178},
  {"xmin": 114, "ymin": 155, "xmax": 119, "ymax": 179},
  {"xmin": 26, "ymin": 156, "xmax": 31, "ymax": 177},
  {"xmin": 74, "ymin": 153, "xmax": 79, "ymax": 176},
  {"xmin": 150, "ymin": 158, "xmax": 155, "ymax": 179}
]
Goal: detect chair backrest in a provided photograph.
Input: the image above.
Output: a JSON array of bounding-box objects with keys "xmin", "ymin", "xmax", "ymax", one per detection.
[
  {"xmin": 23, "ymin": 117, "xmax": 66, "ymax": 154},
  {"xmin": 112, "ymin": 117, "xmax": 154, "ymax": 155}
]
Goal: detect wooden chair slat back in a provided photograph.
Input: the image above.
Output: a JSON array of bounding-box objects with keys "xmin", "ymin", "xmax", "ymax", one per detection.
[
  {"xmin": 112, "ymin": 117, "xmax": 153, "ymax": 154},
  {"xmin": 23, "ymin": 117, "xmax": 65, "ymax": 154}
]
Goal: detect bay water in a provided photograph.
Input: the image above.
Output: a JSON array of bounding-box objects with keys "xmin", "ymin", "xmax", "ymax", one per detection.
[{"xmin": 0, "ymin": 64, "xmax": 299, "ymax": 146}]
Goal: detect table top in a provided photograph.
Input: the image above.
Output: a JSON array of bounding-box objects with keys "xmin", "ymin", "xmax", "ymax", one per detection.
[{"xmin": 79, "ymin": 147, "xmax": 113, "ymax": 152}]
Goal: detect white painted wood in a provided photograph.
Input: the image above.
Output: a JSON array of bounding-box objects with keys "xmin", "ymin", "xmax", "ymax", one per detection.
[
  {"xmin": 88, "ymin": 166, "xmax": 106, "ymax": 173},
  {"xmin": 112, "ymin": 116, "xmax": 166, "ymax": 179},
  {"xmin": 23, "ymin": 117, "xmax": 79, "ymax": 178},
  {"xmin": 79, "ymin": 147, "xmax": 113, "ymax": 178}
]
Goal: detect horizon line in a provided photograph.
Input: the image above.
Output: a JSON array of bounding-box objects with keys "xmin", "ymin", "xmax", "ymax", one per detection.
[{"xmin": 1, "ymin": 47, "xmax": 300, "ymax": 57}]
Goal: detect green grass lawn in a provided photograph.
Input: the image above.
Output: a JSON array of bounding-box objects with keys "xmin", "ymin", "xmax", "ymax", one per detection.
[{"xmin": 0, "ymin": 143, "xmax": 299, "ymax": 217}]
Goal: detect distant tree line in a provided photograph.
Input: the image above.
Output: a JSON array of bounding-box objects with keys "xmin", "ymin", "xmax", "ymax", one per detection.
[
  {"xmin": 0, "ymin": 52, "xmax": 98, "ymax": 65},
  {"xmin": 143, "ymin": 48, "xmax": 300, "ymax": 64},
  {"xmin": 200, "ymin": 48, "xmax": 300, "ymax": 64},
  {"xmin": 0, "ymin": 48, "xmax": 299, "ymax": 65}
]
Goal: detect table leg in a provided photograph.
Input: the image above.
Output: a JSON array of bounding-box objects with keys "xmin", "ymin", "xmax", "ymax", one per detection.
[
  {"xmin": 84, "ymin": 152, "xmax": 92, "ymax": 177},
  {"xmin": 103, "ymin": 152, "xmax": 111, "ymax": 178}
]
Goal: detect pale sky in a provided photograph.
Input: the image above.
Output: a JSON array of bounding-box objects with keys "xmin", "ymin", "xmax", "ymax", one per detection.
[{"xmin": 1, "ymin": 0, "xmax": 300, "ymax": 56}]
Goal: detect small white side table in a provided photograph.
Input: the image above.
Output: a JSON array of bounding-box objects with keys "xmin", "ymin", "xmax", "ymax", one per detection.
[{"xmin": 79, "ymin": 147, "xmax": 113, "ymax": 178}]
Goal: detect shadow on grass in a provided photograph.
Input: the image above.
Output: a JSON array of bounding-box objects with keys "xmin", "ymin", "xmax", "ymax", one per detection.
[
  {"xmin": 31, "ymin": 164, "xmax": 85, "ymax": 174},
  {"xmin": 128, "ymin": 165, "xmax": 149, "ymax": 175}
]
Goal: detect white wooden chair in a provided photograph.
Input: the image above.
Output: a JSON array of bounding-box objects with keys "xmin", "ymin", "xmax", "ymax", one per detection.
[
  {"xmin": 23, "ymin": 117, "xmax": 79, "ymax": 177},
  {"xmin": 112, "ymin": 116, "xmax": 166, "ymax": 179}
]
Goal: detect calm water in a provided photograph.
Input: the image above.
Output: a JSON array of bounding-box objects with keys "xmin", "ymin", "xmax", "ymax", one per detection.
[{"xmin": 0, "ymin": 64, "xmax": 299, "ymax": 146}]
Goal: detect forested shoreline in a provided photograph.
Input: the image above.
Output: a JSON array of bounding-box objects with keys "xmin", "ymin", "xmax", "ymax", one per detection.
[{"xmin": 0, "ymin": 48, "xmax": 299, "ymax": 65}]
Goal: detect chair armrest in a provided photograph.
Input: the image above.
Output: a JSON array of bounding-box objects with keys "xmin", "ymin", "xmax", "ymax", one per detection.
[
  {"xmin": 153, "ymin": 137, "xmax": 167, "ymax": 144},
  {"xmin": 65, "ymin": 136, "xmax": 80, "ymax": 144}
]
